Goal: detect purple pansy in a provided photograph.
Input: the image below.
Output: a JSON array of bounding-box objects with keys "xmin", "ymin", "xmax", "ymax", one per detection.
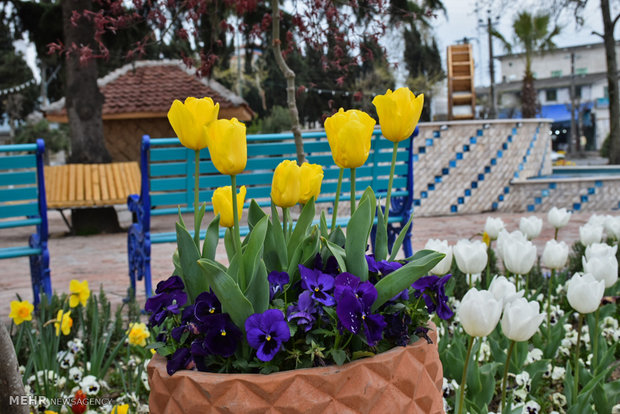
[
  {"xmin": 166, "ymin": 347, "xmax": 192, "ymax": 375},
  {"xmin": 334, "ymin": 274, "xmax": 386, "ymax": 346},
  {"xmin": 333, "ymin": 272, "xmax": 377, "ymax": 304},
  {"xmin": 286, "ymin": 291, "xmax": 316, "ymax": 332},
  {"xmin": 314, "ymin": 254, "xmax": 340, "ymax": 275},
  {"xmin": 336, "ymin": 289, "xmax": 386, "ymax": 346},
  {"xmin": 268, "ymin": 271, "xmax": 290, "ymax": 299},
  {"xmin": 411, "ymin": 274, "xmax": 454, "ymax": 320},
  {"xmin": 145, "ymin": 290, "xmax": 187, "ymax": 326},
  {"xmin": 202, "ymin": 313, "xmax": 242, "ymax": 357},
  {"xmin": 194, "ymin": 291, "xmax": 222, "ymax": 322},
  {"xmin": 299, "ymin": 265, "xmax": 336, "ymax": 306},
  {"xmin": 245, "ymin": 309, "xmax": 291, "ymax": 362},
  {"xmin": 155, "ymin": 275, "xmax": 185, "ymax": 294},
  {"xmin": 366, "ymin": 255, "xmax": 403, "ymax": 276}
]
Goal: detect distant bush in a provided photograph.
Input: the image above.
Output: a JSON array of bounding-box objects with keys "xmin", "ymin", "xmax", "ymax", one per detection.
[
  {"xmin": 14, "ymin": 119, "xmax": 70, "ymax": 154},
  {"xmin": 600, "ymin": 133, "xmax": 610, "ymax": 158},
  {"xmin": 250, "ymin": 105, "xmax": 292, "ymax": 134}
]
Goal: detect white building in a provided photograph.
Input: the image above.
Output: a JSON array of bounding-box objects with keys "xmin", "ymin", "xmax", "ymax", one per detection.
[{"xmin": 477, "ymin": 41, "xmax": 619, "ymax": 150}]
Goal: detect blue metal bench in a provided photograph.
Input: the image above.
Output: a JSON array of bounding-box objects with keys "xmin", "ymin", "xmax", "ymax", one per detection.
[
  {"xmin": 128, "ymin": 129, "xmax": 417, "ymax": 297},
  {"xmin": 0, "ymin": 139, "xmax": 51, "ymax": 305}
]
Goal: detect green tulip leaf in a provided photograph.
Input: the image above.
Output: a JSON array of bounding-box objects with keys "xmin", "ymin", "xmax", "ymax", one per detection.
[
  {"xmin": 372, "ymin": 250, "xmax": 444, "ymax": 311},
  {"xmin": 172, "ymin": 249, "xmax": 183, "ymax": 278},
  {"xmin": 193, "ymin": 201, "xmax": 207, "ymax": 248},
  {"xmin": 360, "ymin": 186, "xmax": 376, "ymax": 241},
  {"xmin": 300, "ymin": 228, "xmax": 320, "ymax": 266},
  {"xmin": 345, "ymin": 197, "xmax": 371, "ymax": 281},
  {"xmin": 374, "ymin": 202, "xmax": 388, "ymax": 261},
  {"xmin": 286, "ymin": 244, "xmax": 304, "ymax": 285},
  {"xmin": 388, "ymin": 214, "xmax": 413, "ymax": 261},
  {"xmin": 248, "ymin": 199, "xmax": 267, "ymax": 230},
  {"xmin": 201, "ymin": 214, "xmax": 220, "ymax": 260},
  {"xmin": 196, "ymin": 258, "xmax": 254, "ymax": 332},
  {"xmin": 287, "ymin": 197, "xmax": 315, "ymax": 261},
  {"xmin": 227, "ymin": 250, "xmax": 243, "ymax": 285},
  {"xmin": 176, "ymin": 222, "xmax": 210, "ymax": 303},
  {"xmin": 263, "ymin": 220, "xmax": 287, "ymax": 272},
  {"xmin": 245, "ymin": 260, "xmax": 269, "ymax": 314},
  {"xmin": 242, "ymin": 215, "xmax": 269, "ymax": 292},
  {"xmin": 321, "ymin": 237, "xmax": 347, "ymax": 273},
  {"xmin": 329, "ymin": 226, "xmax": 346, "ymax": 247},
  {"xmin": 224, "ymin": 227, "xmax": 235, "ymax": 262},
  {"xmin": 319, "ymin": 211, "xmax": 328, "ymax": 239}
]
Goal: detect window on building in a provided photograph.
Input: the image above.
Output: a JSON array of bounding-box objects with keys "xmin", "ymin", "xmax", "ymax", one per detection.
[
  {"xmin": 551, "ymin": 70, "xmax": 562, "ymax": 78},
  {"xmin": 576, "ymin": 67, "xmax": 588, "ymax": 75},
  {"xmin": 604, "ymin": 86, "xmax": 609, "ymax": 99},
  {"xmin": 546, "ymin": 89, "xmax": 557, "ymax": 101},
  {"xmin": 575, "ymin": 85, "xmax": 582, "ymax": 99}
]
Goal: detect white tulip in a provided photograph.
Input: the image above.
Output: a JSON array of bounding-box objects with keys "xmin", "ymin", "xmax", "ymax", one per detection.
[
  {"xmin": 484, "ymin": 217, "xmax": 505, "ymax": 240},
  {"xmin": 496, "ymin": 230, "xmax": 528, "ymax": 262},
  {"xmin": 548, "ymin": 207, "xmax": 571, "ymax": 229},
  {"xmin": 458, "ymin": 288, "xmax": 502, "ymax": 337},
  {"xmin": 587, "ymin": 214, "xmax": 608, "ymax": 228},
  {"xmin": 582, "ymin": 255, "xmax": 618, "ymax": 288},
  {"xmin": 424, "ymin": 239, "xmax": 453, "ymax": 275},
  {"xmin": 501, "ymin": 298, "xmax": 545, "ymax": 342},
  {"xmin": 604, "ymin": 216, "xmax": 620, "ymax": 240},
  {"xmin": 454, "ymin": 239, "xmax": 488, "ymax": 275},
  {"xmin": 520, "ymin": 216, "xmax": 543, "ymax": 240},
  {"xmin": 585, "ymin": 243, "xmax": 618, "ymax": 260},
  {"xmin": 579, "ymin": 224, "xmax": 604, "ymax": 246},
  {"xmin": 541, "ymin": 240, "xmax": 569, "ymax": 269},
  {"xmin": 503, "ymin": 238, "xmax": 537, "ymax": 276},
  {"xmin": 566, "ymin": 273, "xmax": 605, "ymax": 314},
  {"xmin": 488, "ymin": 275, "xmax": 524, "ymax": 307}
]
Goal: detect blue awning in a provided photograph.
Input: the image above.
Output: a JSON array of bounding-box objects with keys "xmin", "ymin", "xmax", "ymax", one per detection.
[{"xmin": 538, "ymin": 102, "xmax": 593, "ymax": 122}]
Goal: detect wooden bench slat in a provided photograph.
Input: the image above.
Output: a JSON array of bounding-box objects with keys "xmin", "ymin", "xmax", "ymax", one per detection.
[
  {"xmin": 69, "ymin": 164, "xmax": 77, "ymax": 204},
  {"xmin": 84, "ymin": 165, "xmax": 93, "ymax": 204},
  {"xmin": 76, "ymin": 164, "xmax": 84, "ymax": 203}
]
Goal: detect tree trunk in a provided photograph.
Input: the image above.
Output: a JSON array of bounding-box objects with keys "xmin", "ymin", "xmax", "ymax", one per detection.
[
  {"xmin": 0, "ymin": 324, "xmax": 28, "ymax": 414},
  {"xmin": 521, "ymin": 72, "xmax": 538, "ymax": 118},
  {"xmin": 271, "ymin": 0, "xmax": 305, "ymax": 164},
  {"xmin": 601, "ymin": 0, "xmax": 620, "ymax": 164},
  {"xmin": 62, "ymin": 0, "xmax": 111, "ymax": 163}
]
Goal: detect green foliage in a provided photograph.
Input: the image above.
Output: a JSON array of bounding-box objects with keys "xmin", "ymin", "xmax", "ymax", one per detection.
[
  {"xmin": 15, "ymin": 119, "xmax": 70, "ymax": 154},
  {"xmin": 601, "ymin": 133, "xmax": 611, "ymax": 158}
]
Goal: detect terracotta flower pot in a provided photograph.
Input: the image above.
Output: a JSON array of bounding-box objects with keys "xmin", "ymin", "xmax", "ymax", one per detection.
[{"xmin": 147, "ymin": 325, "xmax": 444, "ymax": 413}]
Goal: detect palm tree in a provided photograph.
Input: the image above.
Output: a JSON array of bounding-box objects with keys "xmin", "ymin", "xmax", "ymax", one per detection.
[{"xmin": 494, "ymin": 12, "xmax": 560, "ymax": 118}]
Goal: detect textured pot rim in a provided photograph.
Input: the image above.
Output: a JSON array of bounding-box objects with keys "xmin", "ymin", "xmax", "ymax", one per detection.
[{"xmin": 148, "ymin": 322, "xmax": 438, "ymax": 380}]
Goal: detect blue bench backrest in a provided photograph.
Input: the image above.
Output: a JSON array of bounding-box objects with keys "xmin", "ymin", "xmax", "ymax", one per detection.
[
  {"xmin": 0, "ymin": 140, "xmax": 48, "ymax": 236},
  {"xmin": 144, "ymin": 130, "xmax": 413, "ymax": 215}
]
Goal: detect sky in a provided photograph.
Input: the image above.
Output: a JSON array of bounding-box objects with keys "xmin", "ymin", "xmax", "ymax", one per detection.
[{"xmin": 431, "ymin": 0, "xmax": 609, "ymax": 86}]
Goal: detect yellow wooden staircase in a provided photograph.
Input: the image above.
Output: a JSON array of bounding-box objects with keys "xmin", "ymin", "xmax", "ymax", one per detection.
[{"xmin": 447, "ymin": 44, "xmax": 476, "ymax": 120}]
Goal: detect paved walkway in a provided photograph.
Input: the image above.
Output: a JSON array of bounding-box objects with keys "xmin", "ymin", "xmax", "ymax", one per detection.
[{"xmin": 0, "ymin": 208, "xmax": 607, "ymax": 317}]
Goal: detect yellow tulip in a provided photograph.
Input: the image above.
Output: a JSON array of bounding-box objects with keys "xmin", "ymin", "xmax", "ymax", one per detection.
[
  {"xmin": 9, "ymin": 300, "xmax": 34, "ymax": 325},
  {"xmin": 127, "ymin": 322, "xmax": 150, "ymax": 347},
  {"xmin": 324, "ymin": 108, "xmax": 376, "ymax": 168},
  {"xmin": 167, "ymin": 97, "xmax": 219, "ymax": 150},
  {"xmin": 372, "ymin": 88, "xmax": 424, "ymax": 143},
  {"xmin": 299, "ymin": 163, "xmax": 324, "ymax": 204},
  {"xmin": 69, "ymin": 279, "xmax": 90, "ymax": 308},
  {"xmin": 110, "ymin": 404, "xmax": 129, "ymax": 414},
  {"xmin": 54, "ymin": 310, "xmax": 73, "ymax": 336},
  {"xmin": 271, "ymin": 160, "xmax": 301, "ymax": 208},
  {"xmin": 207, "ymin": 118, "xmax": 247, "ymax": 175},
  {"xmin": 212, "ymin": 185, "xmax": 247, "ymax": 228}
]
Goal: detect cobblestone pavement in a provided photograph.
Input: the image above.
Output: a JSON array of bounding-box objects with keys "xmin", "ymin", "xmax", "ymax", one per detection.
[{"xmin": 0, "ymin": 207, "xmax": 610, "ymax": 318}]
